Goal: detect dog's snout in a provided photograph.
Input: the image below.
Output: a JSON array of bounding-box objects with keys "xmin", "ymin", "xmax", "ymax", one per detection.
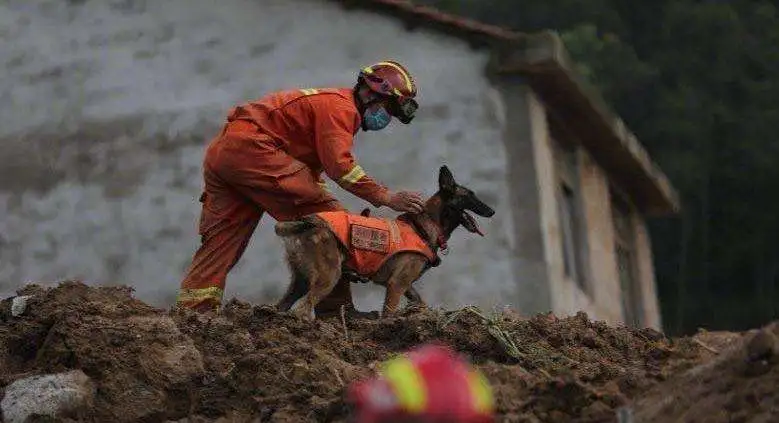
[{"xmin": 469, "ymin": 198, "xmax": 495, "ymax": 218}]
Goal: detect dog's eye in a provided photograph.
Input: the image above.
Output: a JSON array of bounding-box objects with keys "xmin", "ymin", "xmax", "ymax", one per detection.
[{"xmin": 457, "ymin": 187, "xmax": 474, "ymax": 198}]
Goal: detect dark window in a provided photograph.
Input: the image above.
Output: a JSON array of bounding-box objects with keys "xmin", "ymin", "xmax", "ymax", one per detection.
[
  {"xmin": 559, "ymin": 183, "xmax": 585, "ymax": 290},
  {"xmin": 611, "ymin": 190, "xmax": 643, "ymax": 328},
  {"xmin": 548, "ymin": 113, "xmax": 589, "ymax": 293}
]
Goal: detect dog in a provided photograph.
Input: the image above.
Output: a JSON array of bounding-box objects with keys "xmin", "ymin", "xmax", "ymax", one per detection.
[{"xmin": 273, "ymin": 165, "xmax": 495, "ymax": 319}]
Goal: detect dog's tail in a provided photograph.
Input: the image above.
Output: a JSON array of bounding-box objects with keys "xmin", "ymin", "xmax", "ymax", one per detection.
[{"xmin": 274, "ymin": 219, "xmax": 319, "ymax": 237}]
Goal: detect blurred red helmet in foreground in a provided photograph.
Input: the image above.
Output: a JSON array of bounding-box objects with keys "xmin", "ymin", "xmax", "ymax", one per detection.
[{"xmin": 347, "ymin": 343, "xmax": 495, "ymax": 423}]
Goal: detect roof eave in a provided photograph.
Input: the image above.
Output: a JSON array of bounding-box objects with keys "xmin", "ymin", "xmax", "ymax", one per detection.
[
  {"xmin": 492, "ymin": 31, "xmax": 681, "ymax": 217},
  {"xmin": 332, "ymin": 0, "xmax": 522, "ymax": 48}
]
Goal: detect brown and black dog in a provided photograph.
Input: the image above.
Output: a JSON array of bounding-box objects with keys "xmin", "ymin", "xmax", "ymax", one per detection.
[{"xmin": 273, "ymin": 165, "xmax": 495, "ymax": 319}]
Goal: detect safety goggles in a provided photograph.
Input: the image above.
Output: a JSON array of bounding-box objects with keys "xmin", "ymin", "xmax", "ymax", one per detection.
[{"xmin": 386, "ymin": 96, "xmax": 418, "ymax": 124}]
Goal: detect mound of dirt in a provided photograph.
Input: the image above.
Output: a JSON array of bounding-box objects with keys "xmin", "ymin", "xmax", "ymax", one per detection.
[
  {"xmin": 0, "ymin": 281, "xmax": 739, "ymax": 422},
  {"xmin": 632, "ymin": 324, "xmax": 779, "ymax": 423}
]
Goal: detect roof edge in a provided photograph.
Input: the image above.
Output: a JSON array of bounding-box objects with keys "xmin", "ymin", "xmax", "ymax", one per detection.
[
  {"xmin": 330, "ymin": 0, "xmax": 524, "ymax": 46},
  {"xmin": 492, "ymin": 31, "xmax": 681, "ymax": 216}
]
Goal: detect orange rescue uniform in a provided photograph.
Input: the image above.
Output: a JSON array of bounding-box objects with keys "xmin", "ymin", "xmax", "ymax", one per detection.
[
  {"xmin": 177, "ymin": 88, "xmax": 391, "ymax": 310},
  {"xmin": 315, "ymin": 211, "xmax": 438, "ymax": 276}
]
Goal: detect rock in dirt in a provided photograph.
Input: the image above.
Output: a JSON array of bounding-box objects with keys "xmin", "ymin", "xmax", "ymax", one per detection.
[
  {"xmin": 131, "ymin": 315, "xmax": 205, "ymax": 386},
  {"xmin": 745, "ymin": 328, "xmax": 778, "ymax": 364},
  {"xmin": 10, "ymin": 295, "xmax": 32, "ymax": 317},
  {"xmin": 741, "ymin": 327, "xmax": 779, "ymax": 378},
  {"xmin": 0, "ymin": 369, "xmax": 95, "ymax": 423}
]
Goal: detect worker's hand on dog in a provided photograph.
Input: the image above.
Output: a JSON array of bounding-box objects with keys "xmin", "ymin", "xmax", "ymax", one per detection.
[{"xmin": 385, "ymin": 191, "xmax": 425, "ymax": 213}]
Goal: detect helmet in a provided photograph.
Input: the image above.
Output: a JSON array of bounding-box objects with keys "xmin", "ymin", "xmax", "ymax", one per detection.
[
  {"xmin": 359, "ymin": 60, "xmax": 417, "ymax": 99},
  {"xmin": 347, "ymin": 344, "xmax": 495, "ymax": 423},
  {"xmin": 358, "ymin": 61, "xmax": 419, "ymax": 124}
]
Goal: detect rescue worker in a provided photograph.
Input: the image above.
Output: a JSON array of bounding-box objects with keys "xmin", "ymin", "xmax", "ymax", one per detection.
[
  {"xmin": 176, "ymin": 61, "xmax": 425, "ymax": 315},
  {"xmin": 347, "ymin": 343, "xmax": 495, "ymax": 423}
]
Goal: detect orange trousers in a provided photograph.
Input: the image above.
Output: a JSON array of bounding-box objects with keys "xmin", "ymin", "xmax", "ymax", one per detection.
[{"xmin": 176, "ymin": 120, "xmax": 356, "ymax": 314}]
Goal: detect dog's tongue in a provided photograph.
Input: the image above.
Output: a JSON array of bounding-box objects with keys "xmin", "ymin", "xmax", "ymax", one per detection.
[{"xmin": 461, "ymin": 211, "xmax": 484, "ymax": 236}]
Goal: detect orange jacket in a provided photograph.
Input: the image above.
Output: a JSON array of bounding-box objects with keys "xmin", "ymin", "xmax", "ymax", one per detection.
[
  {"xmin": 315, "ymin": 211, "xmax": 437, "ymax": 277},
  {"xmin": 227, "ymin": 88, "xmax": 389, "ymax": 207}
]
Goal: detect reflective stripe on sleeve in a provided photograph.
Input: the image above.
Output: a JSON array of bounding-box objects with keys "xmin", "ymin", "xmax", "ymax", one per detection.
[{"xmin": 338, "ymin": 165, "xmax": 366, "ymax": 185}]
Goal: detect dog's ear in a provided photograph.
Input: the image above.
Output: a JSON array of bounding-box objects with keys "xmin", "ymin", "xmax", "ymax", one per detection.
[{"xmin": 438, "ymin": 165, "xmax": 456, "ymax": 193}]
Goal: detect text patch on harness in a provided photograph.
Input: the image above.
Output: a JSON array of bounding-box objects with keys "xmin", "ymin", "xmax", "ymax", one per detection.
[{"xmin": 350, "ymin": 224, "xmax": 390, "ymax": 253}]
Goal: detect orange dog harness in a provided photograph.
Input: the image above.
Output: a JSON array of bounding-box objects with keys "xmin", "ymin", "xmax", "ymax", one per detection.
[{"xmin": 315, "ymin": 211, "xmax": 438, "ymax": 277}]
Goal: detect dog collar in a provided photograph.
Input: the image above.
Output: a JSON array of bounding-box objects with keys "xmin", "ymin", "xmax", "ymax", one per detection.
[{"xmin": 399, "ymin": 214, "xmax": 448, "ymax": 266}]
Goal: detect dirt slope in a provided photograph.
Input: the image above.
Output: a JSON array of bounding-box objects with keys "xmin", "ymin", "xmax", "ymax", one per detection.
[
  {"xmin": 632, "ymin": 324, "xmax": 779, "ymax": 423},
  {"xmin": 0, "ymin": 281, "xmax": 752, "ymax": 422}
]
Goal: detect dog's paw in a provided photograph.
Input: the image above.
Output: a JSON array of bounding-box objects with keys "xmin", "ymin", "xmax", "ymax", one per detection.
[{"xmin": 293, "ymin": 307, "xmax": 316, "ymax": 321}]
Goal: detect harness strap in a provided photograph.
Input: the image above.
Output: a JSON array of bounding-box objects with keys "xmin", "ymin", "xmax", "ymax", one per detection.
[{"xmin": 401, "ymin": 215, "xmax": 446, "ymax": 267}]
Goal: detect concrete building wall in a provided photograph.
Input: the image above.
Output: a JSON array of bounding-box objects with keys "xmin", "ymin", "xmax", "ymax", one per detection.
[
  {"xmin": 554, "ymin": 148, "xmax": 663, "ymax": 329},
  {"xmin": 606, "ymin": 185, "xmax": 664, "ymax": 330},
  {"xmin": 577, "ymin": 150, "xmax": 623, "ymax": 325},
  {"xmin": 481, "ymin": 73, "xmax": 665, "ymax": 329},
  {"xmin": 633, "ymin": 213, "xmax": 663, "ymax": 329},
  {"xmin": 492, "ymin": 80, "xmax": 554, "ymax": 316},
  {"xmin": 542, "ymin": 116, "xmax": 602, "ymax": 322},
  {"xmin": 530, "ymin": 94, "xmax": 663, "ymax": 329},
  {"xmin": 0, "ymin": 0, "xmax": 518, "ymax": 312}
]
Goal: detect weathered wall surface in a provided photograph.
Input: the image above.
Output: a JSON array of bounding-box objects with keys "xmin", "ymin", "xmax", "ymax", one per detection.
[
  {"xmin": 634, "ymin": 215, "xmax": 662, "ymax": 330},
  {"xmin": 494, "ymin": 82, "xmax": 554, "ymax": 316},
  {"xmin": 543, "ymin": 126, "xmax": 662, "ymax": 330},
  {"xmin": 530, "ymin": 94, "xmax": 633, "ymax": 327},
  {"xmin": 0, "ymin": 0, "xmax": 517, "ymax": 312},
  {"xmin": 577, "ymin": 149, "xmax": 624, "ymax": 326}
]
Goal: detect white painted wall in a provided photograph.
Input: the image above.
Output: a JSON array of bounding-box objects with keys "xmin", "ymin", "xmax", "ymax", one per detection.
[{"xmin": 0, "ymin": 0, "xmax": 517, "ymax": 313}]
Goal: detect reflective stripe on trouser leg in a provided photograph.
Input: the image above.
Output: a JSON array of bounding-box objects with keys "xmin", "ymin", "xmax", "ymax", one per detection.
[
  {"xmin": 176, "ymin": 286, "xmax": 224, "ymax": 307},
  {"xmin": 177, "ymin": 199, "xmax": 261, "ymax": 310}
]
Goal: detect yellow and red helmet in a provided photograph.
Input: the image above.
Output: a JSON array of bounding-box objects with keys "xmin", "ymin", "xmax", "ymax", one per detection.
[
  {"xmin": 359, "ymin": 60, "xmax": 417, "ymax": 99},
  {"xmin": 347, "ymin": 344, "xmax": 495, "ymax": 423},
  {"xmin": 358, "ymin": 61, "xmax": 419, "ymax": 124}
]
